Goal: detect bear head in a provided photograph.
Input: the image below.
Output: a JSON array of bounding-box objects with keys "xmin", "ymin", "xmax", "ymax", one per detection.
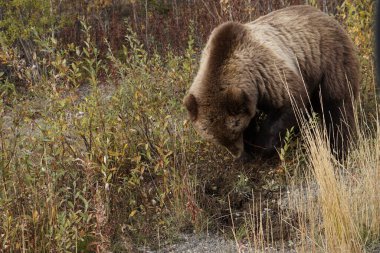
[
  {"xmin": 183, "ymin": 86, "xmax": 256, "ymax": 159},
  {"xmin": 183, "ymin": 22, "xmax": 258, "ymax": 159}
]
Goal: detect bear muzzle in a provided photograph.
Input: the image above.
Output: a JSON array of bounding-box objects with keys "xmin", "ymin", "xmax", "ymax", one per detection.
[{"xmin": 225, "ymin": 138, "xmax": 246, "ymax": 160}]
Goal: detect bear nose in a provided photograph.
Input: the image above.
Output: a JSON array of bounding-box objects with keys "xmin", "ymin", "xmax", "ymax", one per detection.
[
  {"xmin": 235, "ymin": 151, "xmax": 253, "ymax": 164},
  {"xmin": 226, "ymin": 144, "xmax": 243, "ymax": 158},
  {"xmin": 227, "ymin": 147, "xmax": 241, "ymax": 157}
]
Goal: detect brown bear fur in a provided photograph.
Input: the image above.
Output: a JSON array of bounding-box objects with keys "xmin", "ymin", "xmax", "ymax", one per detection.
[{"xmin": 183, "ymin": 5, "xmax": 360, "ymax": 160}]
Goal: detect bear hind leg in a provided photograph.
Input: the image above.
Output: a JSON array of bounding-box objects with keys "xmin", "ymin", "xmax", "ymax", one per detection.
[
  {"xmin": 320, "ymin": 76, "xmax": 357, "ymax": 159},
  {"xmin": 320, "ymin": 56, "xmax": 358, "ymax": 158}
]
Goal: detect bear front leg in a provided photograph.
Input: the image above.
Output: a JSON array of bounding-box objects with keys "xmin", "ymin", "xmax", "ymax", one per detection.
[{"xmin": 244, "ymin": 107, "xmax": 298, "ymax": 157}]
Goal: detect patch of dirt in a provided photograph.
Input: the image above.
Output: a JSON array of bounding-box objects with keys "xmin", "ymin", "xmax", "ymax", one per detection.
[{"xmin": 195, "ymin": 154, "xmax": 293, "ymax": 233}]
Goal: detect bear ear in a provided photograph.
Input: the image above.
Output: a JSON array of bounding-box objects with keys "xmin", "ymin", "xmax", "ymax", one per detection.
[
  {"xmin": 225, "ymin": 87, "xmax": 250, "ymax": 115},
  {"xmin": 183, "ymin": 94, "xmax": 198, "ymax": 121}
]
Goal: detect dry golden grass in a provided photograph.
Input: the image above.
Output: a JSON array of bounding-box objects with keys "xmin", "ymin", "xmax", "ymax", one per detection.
[{"xmin": 235, "ymin": 93, "xmax": 380, "ymax": 253}]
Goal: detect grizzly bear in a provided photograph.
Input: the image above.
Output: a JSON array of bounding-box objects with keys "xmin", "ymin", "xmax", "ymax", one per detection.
[{"xmin": 183, "ymin": 5, "xmax": 359, "ymax": 161}]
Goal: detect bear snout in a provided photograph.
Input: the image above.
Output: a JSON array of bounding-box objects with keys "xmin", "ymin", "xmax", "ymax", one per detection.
[
  {"xmin": 224, "ymin": 137, "xmax": 245, "ymax": 159},
  {"xmin": 235, "ymin": 151, "xmax": 253, "ymax": 164}
]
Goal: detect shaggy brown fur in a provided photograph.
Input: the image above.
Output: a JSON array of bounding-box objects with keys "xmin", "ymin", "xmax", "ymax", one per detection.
[{"xmin": 184, "ymin": 5, "xmax": 360, "ymax": 160}]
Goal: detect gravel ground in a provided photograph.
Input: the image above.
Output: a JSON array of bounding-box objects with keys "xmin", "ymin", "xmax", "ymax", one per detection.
[
  {"xmin": 139, "ymin": 233, "xmax": 294, "ymax": 253},
  {"xmin": 155, "ymin": 234, "xmax": 237, "ymax": 253}
]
